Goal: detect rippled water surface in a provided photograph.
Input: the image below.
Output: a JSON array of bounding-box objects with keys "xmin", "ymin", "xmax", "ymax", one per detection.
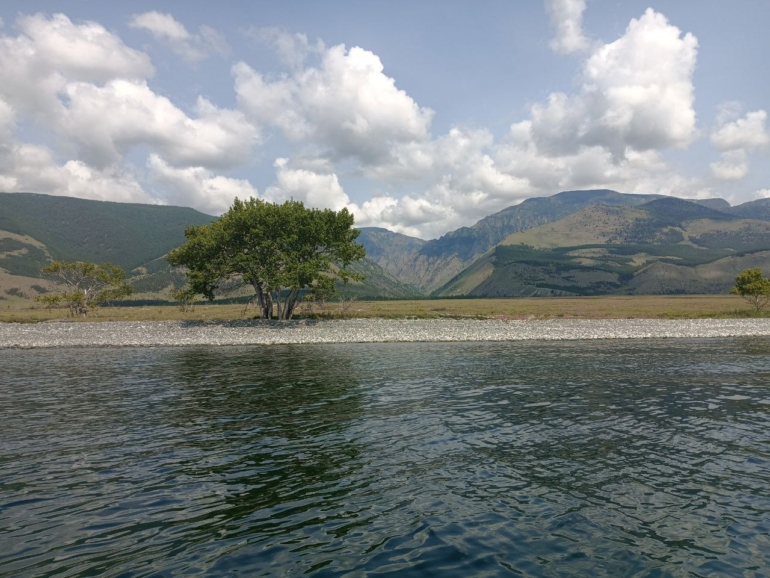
[{"xmin": 2, "ymin": 339, "xmax": 770, "ymax": 577}]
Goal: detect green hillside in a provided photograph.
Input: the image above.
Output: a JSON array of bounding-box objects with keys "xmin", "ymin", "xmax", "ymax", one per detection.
[
  {"xmin": 435, "ymin": 198, "xmax": 770, "ymax": 297},
  {"xmin": 0, "ymin": 192, "xmax": 421, "ymax": 301},
  {"xmin": 0, "ymin": 193, "xmax": 215, "ymax": 271}
]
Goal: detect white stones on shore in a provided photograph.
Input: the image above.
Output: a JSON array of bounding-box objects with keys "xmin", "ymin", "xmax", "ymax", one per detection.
[{"xmin": 2, "ymin": 318, "xmax": 770, "ymax": 348}]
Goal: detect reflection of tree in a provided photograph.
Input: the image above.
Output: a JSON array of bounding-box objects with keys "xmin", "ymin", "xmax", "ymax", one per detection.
[
  {"xmin": 737, "ymin": 336, "xmax": 770, "ymax": 356},
  {"xmin": 168, "ymin": 345, "xmax": 364, "ymax": 540}
]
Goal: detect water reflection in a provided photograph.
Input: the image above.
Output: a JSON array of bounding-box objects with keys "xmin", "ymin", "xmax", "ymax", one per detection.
[{"xmin": 1, "ymin": 339, "xmax": 770, "ymax": 576}]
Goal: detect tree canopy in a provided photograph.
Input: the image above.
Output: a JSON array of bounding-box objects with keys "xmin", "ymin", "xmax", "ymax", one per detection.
[
  {"xmin": 731, "ymin": 268, "xmax": 770, "ymax": 312},
  {"xmin": 37, "ymin": 261, "xmax": 133, "ymax": 316},
  {"xmin": 166, "ymin": 198, "xmax": 366, "ymax": 320}
]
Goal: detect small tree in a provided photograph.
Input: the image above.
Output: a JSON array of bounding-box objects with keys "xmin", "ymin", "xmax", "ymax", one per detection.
[
  {"xmin": 731, "ymin": 268, "xmax": 770, "ymax": 312},
  {"xmin": 171, "ymin": 287, "xmax": 196, "ymax": 312},
  {"xmin": 38, "ymin": 261, "xmax": 133, "ymax": 317},
  {"xmin": 167, "ymin": 198, "xmax": 366, "ymax": 320}
]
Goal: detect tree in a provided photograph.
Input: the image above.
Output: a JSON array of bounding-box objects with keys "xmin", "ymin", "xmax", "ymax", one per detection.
[
  {"xmin": 167, "ymin": 198, "xmax": 366, "ymax": 320},
  {"xmin": 731, "ymin": 268, "xmax": 770, "ymax": 312},
  {"xmin": 37, "ymin": 261, "xmax": 133, "ymax": 317}
]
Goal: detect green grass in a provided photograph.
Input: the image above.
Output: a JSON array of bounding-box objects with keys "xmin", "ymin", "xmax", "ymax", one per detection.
[{"xmin": 1, "ymin": 295, "xmax": 766, "ymax": 323}]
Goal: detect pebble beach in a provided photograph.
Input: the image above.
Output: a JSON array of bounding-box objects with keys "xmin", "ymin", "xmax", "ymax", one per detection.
[{"xmin": 2, "ymin": 318, "xmax": 770, "ymax": 348}]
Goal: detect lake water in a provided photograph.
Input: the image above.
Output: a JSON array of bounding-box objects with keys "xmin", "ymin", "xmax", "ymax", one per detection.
[{"xmin": 2, "ymin": 339, "xmax": 770, "ymax": 577}]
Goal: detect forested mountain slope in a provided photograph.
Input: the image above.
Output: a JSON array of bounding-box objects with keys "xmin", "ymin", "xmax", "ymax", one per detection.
[{"xmin": 435, "ymin": 197, "xmax": 770, "ymax": 297}]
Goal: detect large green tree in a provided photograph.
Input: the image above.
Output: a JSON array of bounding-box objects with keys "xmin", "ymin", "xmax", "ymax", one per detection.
[
  {"xmin": 167, "ymin": 198, "xmax": 366, "ymax": 320},
  {"xmin": 38, "ymin": 261, "xmax": 133, "ymax": 317},
  {"xmin": 731, "ymin": 268, "xmax": 770, "ymax": 312}
]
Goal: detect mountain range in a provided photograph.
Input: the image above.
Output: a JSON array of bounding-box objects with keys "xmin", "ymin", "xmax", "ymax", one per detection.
[
  {"xmin": 2, "ymin": 189, "xmax": 770, "ymax": 302},
  {"xmin": 358, "ymin": 189, "xmax": 770, "ymax": 296}
]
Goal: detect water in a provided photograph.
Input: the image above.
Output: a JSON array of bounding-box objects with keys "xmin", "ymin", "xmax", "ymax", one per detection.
[{"xmin": 2, "ymin": 339, "xmax": 770, "ymax": 577}]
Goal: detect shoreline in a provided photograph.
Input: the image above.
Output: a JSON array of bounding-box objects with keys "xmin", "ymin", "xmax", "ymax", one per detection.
[{"xmin": 3, "ymin": 318, "xmax": 770, "ymax": 348}]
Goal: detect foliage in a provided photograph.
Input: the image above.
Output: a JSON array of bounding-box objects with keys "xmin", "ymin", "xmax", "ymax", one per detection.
[
  {"xmin": 31, "ymin": 284, "xmax": 49, "ymax": 294},
  {"xmin": 167, "ymin": 198, "xmax": 366, "ymax": 320},
  {"xmin": 171, "ymin": 287, "xmax": 196, "ymax": 312},
  {"xmin": 731, "ymin": 268, "xmax": 770, "ymax": 311},
  {"xmin": 37, "ymin": 261, "xmax": 133, "ymax": 316}
]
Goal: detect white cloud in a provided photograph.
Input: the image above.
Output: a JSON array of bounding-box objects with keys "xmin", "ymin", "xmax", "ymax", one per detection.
[
  {"xmin": 250, "ymin": 27, "xmax": 325, "ymax": 69},
  {"xmin": 545, "ymin": 0, "xmax": 590, "ymax": 54},
  {"xmin": 129, "ymin": 11, "xmax": 228, "ymax": 64},
  {"xmin": 234, "ymin": 42, "xmax": 434, "ymax": 165},
  {"xmin": 60, "ymin": 80, "xmax": 259, "ymax": 169},
  {"xmin": 260, "ymin": 157, "xmax": 460, "ymax": 238},
  {"xmin": 0, "ymin": 142, "xmax": 150, "ymax": 203},
  {"xmin": 710, "ymin": 109, "xmax": 770, "ymax": 151},
  {"xmin": 147, "ymin": 154, "xmax": 257, "ymax": 214},
  {"xmin": 530, "ymin": 9, "xmax": 698, "ymax": 158},
  {"xmin": 753, "ymin": 189, "xmax": 770, "ymax": 199},
  {"xmin": 710, "ymin": 150, "xmax": 749, "ymax": 181},
  {"xmin": 228, "ymin": 9, "xmax": 707, "ymax": 237},
  {"xmin": 0, "ymin": 13, "xmax": 153, "ymax": 118},
  {"xmin": 264, "ymin": 157, "xmax": 351, "ymax": 211}
]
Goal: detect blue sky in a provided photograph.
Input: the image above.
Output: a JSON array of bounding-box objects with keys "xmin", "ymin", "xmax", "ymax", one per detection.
[{"xmin": 1, "ymin": 1, "xmax": 768, "ymax": 238}]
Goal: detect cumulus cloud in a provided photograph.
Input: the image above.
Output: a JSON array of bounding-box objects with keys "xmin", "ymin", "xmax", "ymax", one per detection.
[
  {"xmin": 545, "ymin": 0, "xmax": 590, "ymax": 54},
  {"xmin": 264, "ymin": 157, "xmax": 351, "ymax": 211},
  {"xmin": 707, "ymin": 108, "xmax": 769, "ymax": 182},
  {"xmin": 234, "ymin": 42, "xmax": 434, "ymax": 165},
  {"xmin": 129, "ymin": 11, "xmax": 229, "ymax": 64},
  {"xmin": 260, "ymin": 157, "xmax": 460, "ymax": 238},
  {"xmin": 249, "ymin": 27, "xmax": 325, "ymax": 69},
  {"xmin": 0, "ymin": 8, "xmax": 731, "ymax": 239},
  {"xmin": 0, "ymin": 13, "xmax": 153, "ymax": 118},
  {"xmin": 0, "ymin": 13, "xmax": 257, "ymax": 210},
  {"xmin": 60, "ymin": 80, "xmax": 258, "ymax": 169},
  {"xmin": 710, "ymin": 150, "xmax": 749, "ymax": 181},
  {"xmin": 0, "ymin": 141, "xmax": 150, "ymax": 203},
  {"xmin": 710, "ymin": 109, "xmax": 770, "ymax": 151},
  {"xmin": 147, "ymin": 154, "xmax": 257, "ymax": 214},
  {"xmin": 530, "ymin": 9, "xmax": 698, "ymax": 158}
]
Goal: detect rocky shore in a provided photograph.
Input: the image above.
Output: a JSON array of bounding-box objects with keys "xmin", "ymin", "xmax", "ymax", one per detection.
[{"xmin": 2, "ymin": 318, "xmax": 770, "ymax": 348}]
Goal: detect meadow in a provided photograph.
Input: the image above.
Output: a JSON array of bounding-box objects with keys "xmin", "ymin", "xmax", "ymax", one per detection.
[{"xmin": 0, "ymin": 294, "xmax": 764, "ymax": 323}]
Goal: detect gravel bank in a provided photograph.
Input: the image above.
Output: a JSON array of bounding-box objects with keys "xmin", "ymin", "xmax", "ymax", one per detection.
[{"xmin": 2, "ymin": 318, "xmax": 770, "ymax": 348}]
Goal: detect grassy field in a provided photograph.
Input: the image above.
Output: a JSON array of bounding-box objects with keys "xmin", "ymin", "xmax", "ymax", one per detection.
[{"xmin": 0, "ymin": 294, "xmax": 765, "ymax": 323}]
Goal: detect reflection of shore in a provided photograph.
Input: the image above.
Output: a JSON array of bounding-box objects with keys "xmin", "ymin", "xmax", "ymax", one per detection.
[
  {"xmin": 4, "ymin": 318, "xmax": 770, "ymax": 347},
  {"xmin": 167, "ymin": 346, "xmax": 365, "ymax": 543}
]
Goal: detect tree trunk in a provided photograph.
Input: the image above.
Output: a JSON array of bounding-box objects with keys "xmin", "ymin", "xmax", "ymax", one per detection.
[
  {"xmin": 280, "ymin": 288, "xmax": 300, "ymax": 320},
  {"xmin": 252, "ymin": 282, "xmax": 273, "ymax": 319}
]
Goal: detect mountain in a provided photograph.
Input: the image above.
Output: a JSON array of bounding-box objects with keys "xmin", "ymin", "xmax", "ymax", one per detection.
[
  {"xmin": 389, "ymin": 189, "xmax": 667, "ymax": 292},
  {"xmin": 357, "ymin": 227, "xmax": 426, "ymax": 284},
  {"xmin": 727, "ymin": 197, "xmax": 770, "ymax": 221},
  {"xmin": 435, "ymin": 197, "xmax": 770, "ymax": 297},
  {"xmin": 0, "ymin": 193, "xmax": 420, "ymax": 302},
  {"xmin": 0, "ymin": 192, "xmax": 214, "ymax": 271}
]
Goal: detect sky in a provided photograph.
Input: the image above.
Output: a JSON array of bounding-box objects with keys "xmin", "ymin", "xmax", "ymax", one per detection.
[{"xmin": 0, "ymin": 1, "xmax": 769, "ymax": 239}]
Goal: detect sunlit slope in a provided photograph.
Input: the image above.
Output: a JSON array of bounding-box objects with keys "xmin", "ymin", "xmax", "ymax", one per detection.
[
  {"xmin": 434, "ymin": 198, "xmax": 770, "ymax": 297},
  {"xmin": 383, "ymin": 189, "xmax": 734, "ymax": 293}
]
